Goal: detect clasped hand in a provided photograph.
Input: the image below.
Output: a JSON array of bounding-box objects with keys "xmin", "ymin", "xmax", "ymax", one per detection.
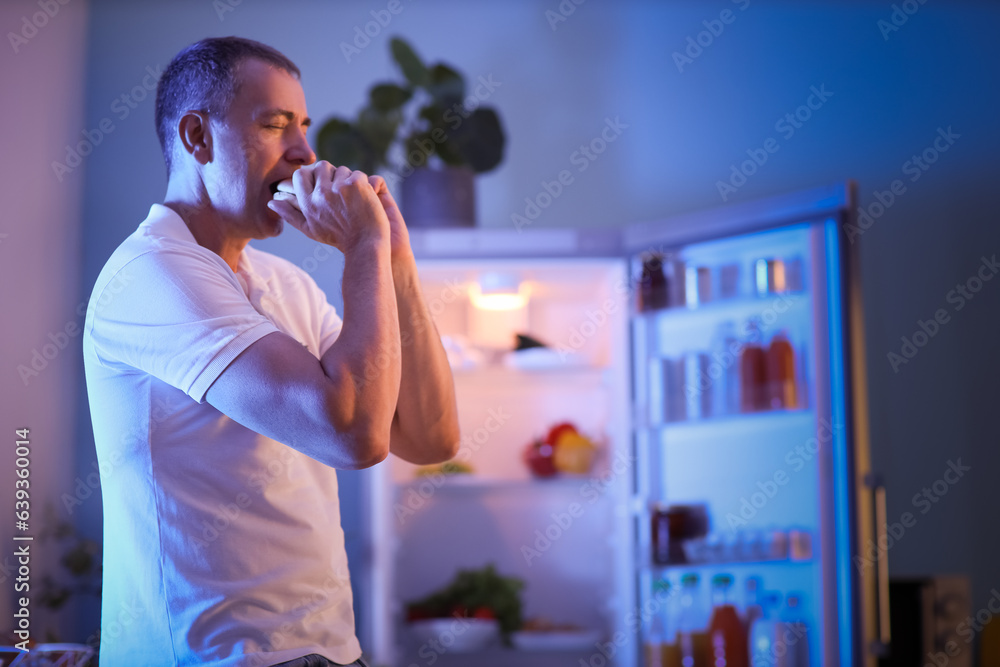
[{"xmin": 268, "ymin": 161, "xmax": 406, "ymax": 255}]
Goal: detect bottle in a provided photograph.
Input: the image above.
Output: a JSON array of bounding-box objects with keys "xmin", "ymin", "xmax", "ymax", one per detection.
[
  {"xmin": 658, "ymin": 579, "xmax": 682, "ymax": 667},
  {"xmin": 743, "ymin": 576, "xmax": 763, "ymax": 628},
  {"xmin": 646, "ymin": 579, "xmax": 669, "ymax": 667},
  {"xmin": 779, "ymin": 593, "xmax": 810, "ymax": 667},
  {"xmin": 740, "ymin": 317, "xmax": 767, "ymax": 413},
  {"xmin": 765, "ymin": 331, "xmax": 798, "ymax": 410},
  {"xmin": 709, "ymin": 321, "xmax": 739, "ymax": 417},
  {"xmin": 640, "ymin": 253, "xmax": 668, "ymax": 311},
  {"xmin": 749, "ymin": 592, "xmax": 789, "ymax": 667},
  {"xmin": 708, "ymin": 574, "xmax": 749, "ymax": 667},
  {"xmin": 677, "ymin": 573, "xmax": 710, "ymax": 667}
]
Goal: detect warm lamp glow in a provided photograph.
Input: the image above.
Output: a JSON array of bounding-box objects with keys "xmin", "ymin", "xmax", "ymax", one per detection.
[{"xmin": 468, "ymin": 276, "xmax": 531, "ymax": 311}]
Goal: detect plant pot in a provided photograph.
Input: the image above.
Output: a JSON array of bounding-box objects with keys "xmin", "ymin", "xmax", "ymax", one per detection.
[{"xmin": 400, "ymin": 166, "xmax": 476, "ymax": 228}]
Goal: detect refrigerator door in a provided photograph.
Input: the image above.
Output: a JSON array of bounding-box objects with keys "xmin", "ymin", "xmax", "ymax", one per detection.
[{"xmin": 623, "ymin": 182, "xmax": 875, "ymax": 667}]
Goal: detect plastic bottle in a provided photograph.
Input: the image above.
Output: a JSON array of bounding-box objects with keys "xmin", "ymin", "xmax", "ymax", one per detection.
[
  {"xmin": 710, "ymin": 321, "xmax": 740, "ymax": 417},
  {"xmin": 640, "ymin": 254, "xmax": 668, "ymax": 311},
  {"xmin": 659, "ymin": 579, "xmax": 682, "ymax": 667},
  {"xmin": 779, "ymin": 593, "xmax": 810, "ymax": 667},
  {"xmin": 748, "ymin": 592, "xmax": 789, "ymax": 667},
  {"xmin": 765, "ymin": 330, "xmax": 798, "ymax": 410},
  {"xmin": 708, "ymin": 574, "xmax": 749, "ymax": 667},
  {"xmin": 740, "ymin": 317, "xmax": 767, "ymax": 413},
  {"xmin": 743, "ymin": 576, "xmax": 763, "ymax": 628},
  {"xmin": 646, "ymin": 579, "xmax": 681, "ymax": 667},
  {"xmin": 645, "ymin": 579, "xmax": 666, "ymax": 667},
  {"xmin": 677, "ymin": 573, "xmax": 710, "ymax": 667}
]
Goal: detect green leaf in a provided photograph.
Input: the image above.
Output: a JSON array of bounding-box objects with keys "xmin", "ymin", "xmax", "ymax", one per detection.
[
  {"xmin": 426, "ymin": 64, "xmax": 465, "ymax": 103},
  {"xmin": 451, "ymin": 108, "xmax": 506, "ymax": 173},
  {"xmin": 369, "ymin": 83, "xmax": 412, "ymax": 112},
  {"xmin": 390, "ymin": 37, "xmax": 429, "ymax": 88},
  {"xmin": 316, "ymin": 117, "xmax": 379, "ymax": 173},
  {"xmin": 358, "ymin": 107, "xmax": 402, "ymax": 160},
  {"xmin": 405, "ymin": 564, "xmax": 523, "ymax": 644}
]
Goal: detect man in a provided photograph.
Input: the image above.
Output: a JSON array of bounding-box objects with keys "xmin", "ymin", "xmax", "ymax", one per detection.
[{"xmin": 83, "ymin": 36, "xmax": 459, "ymax": 666}]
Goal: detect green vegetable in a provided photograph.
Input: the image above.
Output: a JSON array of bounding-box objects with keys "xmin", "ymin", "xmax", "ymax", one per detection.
[{"xmin": 406, "ymin": 564, "xmax": 524, "ymax": 644}]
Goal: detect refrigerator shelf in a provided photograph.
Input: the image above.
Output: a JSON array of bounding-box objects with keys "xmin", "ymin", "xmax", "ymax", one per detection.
[
  {"xmin": 391, "ymin": 643, "xmax": 611, "ymax": 666},
  {"xmin": 634, "ymin": 290, "xmax": 810, "ymax": 320},
  {"xmin": 638, "ymin": 554, "xmax": 814, "ymax": 571},
  {"xmin": 637, "ymin": 405, "xmax": 815, "ymax": 433},
  {"xmin": 450, "ymin": 363, "xmax": 611, "ymax": 384},
  {"xmin": 394, "ymin": 474, "xmax": 618, "ymax": 495}
]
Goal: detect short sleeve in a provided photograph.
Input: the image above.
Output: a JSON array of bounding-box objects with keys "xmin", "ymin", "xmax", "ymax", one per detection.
[
  {"xmin": 315, "ymin": 290, "xmax": 344, "ymax": 357},
  {"xmin": 87, "ymin": 247, "xmax": 281, "ymax": 403}
]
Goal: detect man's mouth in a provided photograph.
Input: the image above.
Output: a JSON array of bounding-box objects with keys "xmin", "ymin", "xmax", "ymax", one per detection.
[{"xmin": 269, "ymin": 181, "xmax": 281, "ymax": 196}]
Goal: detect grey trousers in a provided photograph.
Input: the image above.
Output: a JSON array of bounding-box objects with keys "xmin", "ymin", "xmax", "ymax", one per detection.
[{"xmin": 272, "ymin": 655, "xmax": 369, "ymax": 667}]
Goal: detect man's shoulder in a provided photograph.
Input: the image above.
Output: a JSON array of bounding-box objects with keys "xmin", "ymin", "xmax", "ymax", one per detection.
[
  {"xmin": 242, "ymin": 243, "xmax": 322, "ymax": 290},
  {"xmin": 87, "ymin": 206, "xmax": 232, "ymax": 314}
]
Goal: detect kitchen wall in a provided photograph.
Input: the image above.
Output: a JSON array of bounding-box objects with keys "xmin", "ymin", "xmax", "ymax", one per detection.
[
  {"xmin": 0, "ymin": 0, "xmax": 90, "ymax": 643},
  {"xmin": 3, "ymin": 0, "xmax": 997, "ymax": 647}
]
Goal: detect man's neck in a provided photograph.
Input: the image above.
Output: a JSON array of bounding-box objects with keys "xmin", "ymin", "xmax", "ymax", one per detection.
[{"xmin": 164, "ymin": 180, "xmax": 248, "ymax": 273}]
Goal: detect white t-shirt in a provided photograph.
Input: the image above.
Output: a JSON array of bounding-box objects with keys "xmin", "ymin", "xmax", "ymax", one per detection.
[{"xmin": 83, "ymin": 204, "xmax": 362, "ymax": 666}]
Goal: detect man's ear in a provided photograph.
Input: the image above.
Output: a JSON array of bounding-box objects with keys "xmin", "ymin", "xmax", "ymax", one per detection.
[{"xmin": 176, "ymin": 111, "xmax": 212, "ymax": 165}]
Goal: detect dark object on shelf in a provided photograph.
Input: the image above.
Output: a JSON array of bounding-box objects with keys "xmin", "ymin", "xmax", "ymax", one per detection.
[
  {"xmin": 638, "ymin": 253, "xmax": 668, "ymax": 311},
  {"xmin": 514, "ymin": 333, "xmax": 547, "ymax": 351},
  {"xmin": 877, "ymin": 576, "xmax": 971, "ymax": 667},
  {"xmin": 651, "ymin": 503, "xmax": 709, "ymax": 565}
]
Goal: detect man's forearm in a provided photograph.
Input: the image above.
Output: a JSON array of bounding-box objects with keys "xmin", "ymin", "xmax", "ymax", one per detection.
[
  {"xmin": 319, "ymin": 237, "xmax": 401, "ymax": 454},
  {"xmin": 389, "ymin": 251, "xmax": 460, "ymax": 464}
]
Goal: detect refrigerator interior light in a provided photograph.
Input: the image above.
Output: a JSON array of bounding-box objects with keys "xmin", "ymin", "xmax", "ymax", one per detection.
[
  {"xmin": 468, "ymin": 273, "xmax": 531, "ymax": 311},
  {"xmin": 467, "ymin": 273, "xmax": 530, "ymax": 349}
]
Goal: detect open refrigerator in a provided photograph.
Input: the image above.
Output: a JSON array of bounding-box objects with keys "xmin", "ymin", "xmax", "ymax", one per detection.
[{"xmin": 360, "ymin": 182, "xmax": 882, "ymax": 667}]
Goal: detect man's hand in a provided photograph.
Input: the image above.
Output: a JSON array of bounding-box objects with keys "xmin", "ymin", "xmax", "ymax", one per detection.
[
  {"xmin": 268, "ymin": 161, "xmax": 390, "ymax": 252},
  {"xmin": 367, "ymin": 175, "xmax": 412, "ymax": 262}
]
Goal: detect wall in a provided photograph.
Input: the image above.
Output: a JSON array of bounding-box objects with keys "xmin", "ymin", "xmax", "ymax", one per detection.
[
  {"xmin": 0, "ymin": 0, "xmax": 91, "ymax": 643},
  {"xmin": 5, "ymin": 0, "xmax": 998, "ymax": 649}
]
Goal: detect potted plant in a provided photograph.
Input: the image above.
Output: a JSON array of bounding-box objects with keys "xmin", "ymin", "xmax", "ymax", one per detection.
[{"xmin": 315, "ymin": 37, "xmax": 505, "ymax": 227}]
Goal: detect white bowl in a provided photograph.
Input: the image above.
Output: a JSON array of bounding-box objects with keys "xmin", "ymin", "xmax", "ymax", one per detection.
[
  {"xmin": 408, "ymin": 618, "xmax": 500, "ymax": 652},
  {"xmin": 512, "ymin": 629, "xmax": 602, "ymax": 651}
]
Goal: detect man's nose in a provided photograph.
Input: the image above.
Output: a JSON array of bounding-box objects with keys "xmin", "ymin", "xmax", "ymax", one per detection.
[{"xmin": 287, "ymin": 126, "xmax": 316, "ymax": 165}]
